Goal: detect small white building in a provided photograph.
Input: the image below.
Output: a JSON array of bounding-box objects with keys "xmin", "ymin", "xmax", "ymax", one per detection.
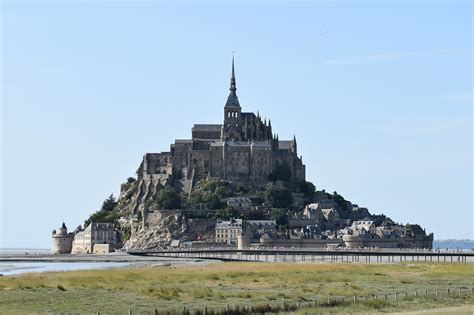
[
  {"xmin": 72, "ymin": 222, "xmax": 118, "ymax": 254},
  {"xmin": 215, "ymin": 218, "xmax": 243, "ymax": 245},
  {"xmin": 350, "ymin": 220, "xmax": 376, "ymax": 236}
]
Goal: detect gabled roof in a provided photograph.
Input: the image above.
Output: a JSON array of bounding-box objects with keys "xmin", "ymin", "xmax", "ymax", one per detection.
[{"xmin": 192, "ymin": 124, "xmax": 222, "ymax": 132}]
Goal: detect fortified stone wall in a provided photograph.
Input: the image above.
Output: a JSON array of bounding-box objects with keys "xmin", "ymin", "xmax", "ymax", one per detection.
[{"xmin": 343, "ymin": 235, "xmax": 434, "ymax": 249}]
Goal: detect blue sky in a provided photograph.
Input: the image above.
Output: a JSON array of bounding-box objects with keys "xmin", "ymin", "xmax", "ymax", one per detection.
[{"xmin": 1, "ymin": 1, "xmax": 472, "ymax": 248}]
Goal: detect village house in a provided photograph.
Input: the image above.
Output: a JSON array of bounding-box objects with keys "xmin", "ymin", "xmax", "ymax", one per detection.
[
  {"xmin": 226, "ymin": 197, "xmax": 252, "ymax": 212},
  {"xmin": 350, "ymin": 220, "xmax": 376, "ymax": 236},
  {"xmin": 215, "ymin": 218, "xmax": 243, "ymax": 245},
  {"xmin": 72, "ymin": 222, "xmax": 119, "ymax": 254}
]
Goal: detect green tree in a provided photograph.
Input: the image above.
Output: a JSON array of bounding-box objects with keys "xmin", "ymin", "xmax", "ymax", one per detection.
[
  {"xmin": 333, "ymin": 191, "xmax": 347, "ymax": 209},
  {"xmin": 101, "ymin": 194, "xmax": 118, "ymax": 212},
  {"xmin": 269, "ymin": 208, "xmax": 289, "ymax": 226},
  {"xmin": 205, "ymin": 193, "xmax": 225, "ymax": 210},
  {"xmin": 189, "ymin": 191, "xmax": 204, "ymax": 205},
  {"xmin": 156, "ymin": 186, "xmax": 181, "ymax": 209},
  {"xmin": 84, "ymin": 194, "xmax": 119, "ymax": 227},
  {"xmin": 214, "ymin": 207, "xmax": 241, "ymax": 220},
  {"xmin": 299, "ymin": 181, "xmax": 316, "ymax": 198},
  {"xmin": 264, "ymin": 186, "xmax": 293, "ymax": 208}
]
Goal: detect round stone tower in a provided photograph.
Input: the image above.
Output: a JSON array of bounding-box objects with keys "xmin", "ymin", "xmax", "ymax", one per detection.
[{"xmin": 51, "ymin": 223, "xmax": 73, "ymax": 254}]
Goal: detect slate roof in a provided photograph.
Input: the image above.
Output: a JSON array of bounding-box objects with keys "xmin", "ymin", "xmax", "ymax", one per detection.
[
  {"xmin": 278, "ymin": 140, "xmax": 293, "ymax": 150},
  {"xmin": 192, "ymin": 124, "xmax": 222, "ymax": 132}
]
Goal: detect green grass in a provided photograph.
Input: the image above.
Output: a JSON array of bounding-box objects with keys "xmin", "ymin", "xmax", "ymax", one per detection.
[{"xmin": 0, "ymin": 262, "xmax": 473, "ymax": 314}]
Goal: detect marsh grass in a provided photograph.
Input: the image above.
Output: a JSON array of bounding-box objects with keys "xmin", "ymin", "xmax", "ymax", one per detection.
[{"xmin": 0, "ymin": 262, "xmax": 472, "ymax": 313}]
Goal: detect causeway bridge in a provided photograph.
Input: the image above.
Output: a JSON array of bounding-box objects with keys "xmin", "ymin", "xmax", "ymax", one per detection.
[{"xmin": 129, "ymin": 248, "xmax": 474, "ymax": 263}]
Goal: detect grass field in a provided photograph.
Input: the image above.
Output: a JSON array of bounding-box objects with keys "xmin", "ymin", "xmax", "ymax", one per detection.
[{"xmin": 0, "ymin": 262, "xmax": 473, "ymax": 314}]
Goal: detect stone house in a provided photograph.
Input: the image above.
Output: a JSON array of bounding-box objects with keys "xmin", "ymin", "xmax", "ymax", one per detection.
[
  {"xmin": 321, "ymin": 208, "xmax": 339, "ymax": 221},
  {"xmin": 72, "ymin": 222, "xmax": 118, "ymax": 254},
  {"xmin": 226, "ymin": 197, "xmax": 252, "ymax": 212},
  {"xmin": 350, "ymin": 220, "xmax": 376, "ymax": 236},
  {"xmin": 215, "ymin": 218, "xmax": 243, "ymax": 245}
]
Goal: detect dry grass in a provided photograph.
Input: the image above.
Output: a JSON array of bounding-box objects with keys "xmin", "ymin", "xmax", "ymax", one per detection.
[{"xmin": 0, "ymin": 262, "xmax": 473, "ymax": 314}]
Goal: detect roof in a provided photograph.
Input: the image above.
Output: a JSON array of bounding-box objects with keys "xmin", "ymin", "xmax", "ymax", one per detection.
[
  {"xmin": 278, "ymin": 140, "xmax": 293, "ymax": 150},
  {"xmin": 85, "ymin": 222, "xmax": 115, "ymax": 232},
  {"xmin": 210, "ymin": 140, "xmax": 271, "ymax": 148},
  {"xmin": 192, "ymin": 124, "xmax": 222, "ymax": 132},
  {"xmin": 241, "ymin": 112, "xmax": 257, "ymax": 120},
  {"xmin": 351, "ymin": 220, "xmax": 374, "ymax": 232},
  {"xmin": 407, "ymin": 224, "xmax": 426, "ymax": 236},
  {"xmin": 175, "ymin": 139, "xmax": 193, "ymax": 144},
  {"xmin": 246, "ymin": 220, "xmax": 276, "ymax": 227},
  {"xmin": 225, "ymin": 93, "xmax": 240, "ymax": 108},
  {"xmin": 216, "ymin": 218, "xmax": 243, "ymax": 229},
  {"xmin": 227, "ymin": 197, "xmax": 252, "ymax": 202}
]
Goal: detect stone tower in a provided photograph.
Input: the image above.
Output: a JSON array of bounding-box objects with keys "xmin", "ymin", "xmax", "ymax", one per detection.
[
  {"xmin": 222, "ymin": 56, "xmax": 242, "ymax": 141},
  {"xmin": 51, "ymin": 222, "xmax": 73, "ymax": 254}
]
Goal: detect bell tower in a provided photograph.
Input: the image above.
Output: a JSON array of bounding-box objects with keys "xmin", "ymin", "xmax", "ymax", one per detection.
[{"xmin": 222, "ymin": 55, "xmax": 242, "ymax": 140}]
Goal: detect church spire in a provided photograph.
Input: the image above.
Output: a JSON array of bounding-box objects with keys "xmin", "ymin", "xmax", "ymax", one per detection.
[
  {"xmin": 225, "ymin": 53, "xmax": 240, "ymax": 108},
  {"xmin": 230, "ymin": 53, "xmax": 237, "ymax": 96}
]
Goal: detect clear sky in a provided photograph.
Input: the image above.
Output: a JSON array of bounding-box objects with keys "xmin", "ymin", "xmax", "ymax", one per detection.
[{"xmin": 1, "ymin": 1, "xmax": 472, "ymax": 248}]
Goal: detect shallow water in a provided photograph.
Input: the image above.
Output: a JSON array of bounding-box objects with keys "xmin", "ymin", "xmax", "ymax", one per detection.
[{"xmin": 0, "ymin": 262, "xmax": 129, "ymax": 276}]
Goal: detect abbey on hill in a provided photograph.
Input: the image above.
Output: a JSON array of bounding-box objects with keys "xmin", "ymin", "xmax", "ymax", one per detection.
[
  {"xmin": 54, "ymin": 57, "xmax": 433, "ymax": 253},
  {"xmin": 137, "ymin": 58, "xmax": 305, "ymax": 202}
]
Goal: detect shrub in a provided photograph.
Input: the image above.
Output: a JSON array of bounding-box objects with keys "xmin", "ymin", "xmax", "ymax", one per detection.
[
  {"xmin": 84, "ymin": 194, "xmax": 119, "ymax": 227},
  {"xmin": 269, "ymin": 208, "xmax": 289, "ymax": 226},
  {"xmin": 156, "ymin": 186, "xmax": 181, "ymax": 209},
  {"xmin": 299, "ymin": 181, "xmax": 316, "ymax": 198},
  {"xmin": 264, "ymin": 186, "xmax": 292, "ymax": 208}
]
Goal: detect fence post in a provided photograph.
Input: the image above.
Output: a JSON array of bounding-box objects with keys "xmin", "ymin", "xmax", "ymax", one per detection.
[
  {"xmin": 353, "ymin": 296, "xmax": 357, "ymax": 302},
  {"xmin": 154, "ymin": 309, "xmax": 158, "ymax": 315},
  {"xmin": 297, "ymin": 301, "xmax": 300, "ymax": 308},
  {"xmin": 384, "ymin": 294, "xmax": 387, "ymax": 301},
  {"xmin": 425, "ymin": 289, "xmax": 428, "ymax": 296},
  {"xmin": 436, "ymin": 289, "xmax": 439, "ymax": 297},
  {"xmin": 204, "ymin": 305, "xmax": 208, "ymax": 315},
  {"xmin": 458, "ymin": 288, "xmax": 462, "ymax": 294},
  {"xmin": 128, "ymin": 310, "xmax": 132, "ymax": 315},
  {"xmin": 226, "ymin": 303, "xmax": 230, "ymax": 311},
  {"xmin": 415, "ymin": 291, "xmax": 418, "ymax": 298},
  {"xmin": 314, "ymin": 300, "xmax": 317, "ymax": 307},
  {"xmin": 395, "ymin": 293, "xmax": 398, "ymax": 301},
  {"xmin": 405, "ymin": 292, "xmax": 408, "ymax": 299},
  {"xmin": 447, "ymin": 288, "xmax": 450, "ymax": 295}
]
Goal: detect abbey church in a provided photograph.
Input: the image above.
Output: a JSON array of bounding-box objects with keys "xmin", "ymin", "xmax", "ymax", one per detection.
[{"xmin": 138, "ymin": 58, "xmax": 305, "ymax": 191}]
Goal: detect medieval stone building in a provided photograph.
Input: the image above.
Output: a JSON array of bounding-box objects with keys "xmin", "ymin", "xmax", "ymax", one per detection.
[{"xmin": 137, "ymin": 58, "xmax": 305, "ymax": 198}]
